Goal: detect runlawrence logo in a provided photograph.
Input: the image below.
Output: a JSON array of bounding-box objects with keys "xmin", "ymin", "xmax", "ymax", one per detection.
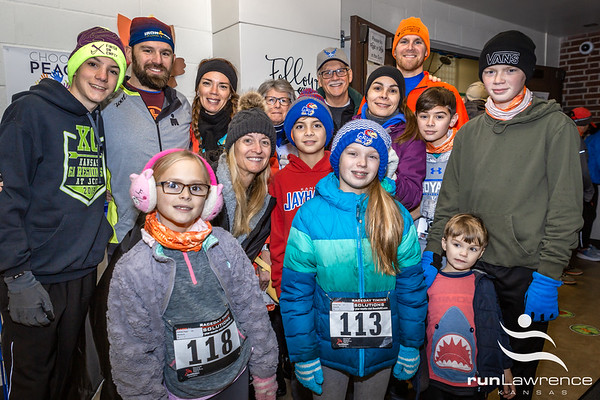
[
  {"xmin": 499, "ymin": 314, "xmax": 567, "ymax": 371},
  {"xmin": 467, "ymin": 314, "xmax": 593, "ymax": 395}
]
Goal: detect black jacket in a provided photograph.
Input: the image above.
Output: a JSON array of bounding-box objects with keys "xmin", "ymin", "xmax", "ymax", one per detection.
[{"xmin": 0, "ymin": 78, "xmax": 111, "ymax": 283}]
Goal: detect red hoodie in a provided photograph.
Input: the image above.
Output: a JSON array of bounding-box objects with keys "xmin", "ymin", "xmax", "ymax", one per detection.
[{"xmin": 268, "ymin": 152, "xmax": 333, "ymax": 296}]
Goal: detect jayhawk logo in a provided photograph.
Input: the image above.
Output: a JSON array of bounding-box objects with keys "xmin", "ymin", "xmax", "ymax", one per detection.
[
  {"xmin": 301, "ymin": 102, "xmax": 318, "ymax": 116},
  {"xmin": 355, "ymin": 129, "xmax": 378, "ymax": 146}
]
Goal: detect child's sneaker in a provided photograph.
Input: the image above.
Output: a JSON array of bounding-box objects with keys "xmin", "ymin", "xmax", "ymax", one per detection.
[
  {"xmin": 561, "ymin": 273, "xmax": 577, "ymax": 285},
  {"xmin": 576, "ymin": 246, "xmax": 600, "ymax": 262}
]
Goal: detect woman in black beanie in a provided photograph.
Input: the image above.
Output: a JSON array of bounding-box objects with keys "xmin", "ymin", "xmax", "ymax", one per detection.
[{"xmin": 191, "ymin": 58, "xmax": 239, "ymax": 162}]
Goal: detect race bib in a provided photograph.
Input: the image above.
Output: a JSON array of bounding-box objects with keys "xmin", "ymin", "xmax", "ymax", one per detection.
[
  {"xmin": 173, "ymin": 309, "xmax": 241, "ymax": 381},
  {"xmin": 329, "ymin": 297, "xmax": 393, "ymax": 349}
]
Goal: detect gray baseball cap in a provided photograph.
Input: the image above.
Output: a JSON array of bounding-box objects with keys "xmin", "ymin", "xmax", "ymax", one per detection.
[{"xmin": 316, "ymin": 47, "xmax": 350, "ymax": 71}]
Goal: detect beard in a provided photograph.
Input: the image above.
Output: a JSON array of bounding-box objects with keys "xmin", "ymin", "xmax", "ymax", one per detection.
[
  {"xmin": 131, "ymin": 52, "xmax": 171, "ymax": 90},
  {"xmin": 395, "ymin": 52, "xmax": 425, "ymax": 74}
]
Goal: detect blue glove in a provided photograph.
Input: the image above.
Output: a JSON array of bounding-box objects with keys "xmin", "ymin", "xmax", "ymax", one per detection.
[
  {"xmin": 421, "ymin": 251, "xmax": 440, "ymax": 288},
  {"xmin": 295, "ymin": 358, "xmax": 323, "ymax": 395},
  {"xmin": 393, "ymin": 345, "xmax": 420, "ymax": 380},
  {"xmin": 524, "ymin": 272, "xmax": 562, "ymax": 322}
]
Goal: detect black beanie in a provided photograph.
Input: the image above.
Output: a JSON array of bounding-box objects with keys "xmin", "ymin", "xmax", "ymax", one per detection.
[
  {"xmin": 479, "ymin": 30, "xmax": 536, "ymax": 81},
  {"xmin": 225, "ymin": 92, "xmax": 276, "ymax": 156},
  {"xmin": 195, "ymin": 58, "xmax": 238, "ymax": 92},
  {"xmin": 365, "ymin": 66, "xmax": 406, "ymax": 105}
]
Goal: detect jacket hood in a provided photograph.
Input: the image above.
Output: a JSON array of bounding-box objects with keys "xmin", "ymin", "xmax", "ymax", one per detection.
[
  {"xmin": 13, "ymin": 78, "xmax": 91, "ymax": 116},
  {"xmin": 285, "ymin": 151, "xmax": 332, "ymax": 174},
  {"xmin": 315, "ymin": 172, "xmax": 367, "ymax": 212},
  {"xmin": 487, "ymin": 97, "xmax": 562, "ymax": 135}
]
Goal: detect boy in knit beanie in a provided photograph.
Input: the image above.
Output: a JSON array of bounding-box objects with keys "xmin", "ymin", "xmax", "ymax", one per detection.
[
  {"xmin": 422, "ymin": 30, "xmax": 582, "ymax": 400},
  {"xmin": 0, "ymin": 26, "xmax": 126, "ymax": 398}
]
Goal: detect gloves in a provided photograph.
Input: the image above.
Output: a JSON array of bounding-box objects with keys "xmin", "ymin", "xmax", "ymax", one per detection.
[
  {"xmin": 393, "ymin": 345, "xmax": 420, "ymax": 380},
  {"xmin": 4, "ymin": 271, "xmax": 54, "ymax": 327},
  {"xmin": 252, "ymin": 374, "xmax": 277, "ymax": 400},
  {"xmin": 294, "ymin": 358, "xmax": 323, "ymax": 395},
  {"xmin": 524, "ymin": 271, "xmax": 562, "ymax": 322},
  {"xmin": 421, "ymin": 251, "xmax": 441, "ymax": 288}
]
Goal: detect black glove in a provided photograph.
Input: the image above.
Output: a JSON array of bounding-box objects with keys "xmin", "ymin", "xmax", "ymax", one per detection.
[{"xmin": 4, "ymin": 271, "xmax": 54, "ymax": 326}]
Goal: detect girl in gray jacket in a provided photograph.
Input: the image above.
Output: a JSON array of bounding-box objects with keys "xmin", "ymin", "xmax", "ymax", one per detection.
[{"xmin": 107, "ymin": 149, "xmax": 278, "ymax": 400}]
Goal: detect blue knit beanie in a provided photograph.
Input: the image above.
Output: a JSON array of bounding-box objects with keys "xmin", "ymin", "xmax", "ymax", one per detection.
[
  {"xmin": 330, "ymin": 119, "xmax": 391, "ymax": 181},
  {"xmin": 284, "ymin": 89, "xmax": 334, "ymax": 147}
]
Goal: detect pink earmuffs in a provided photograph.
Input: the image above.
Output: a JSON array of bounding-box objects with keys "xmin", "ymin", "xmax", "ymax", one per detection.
[{"xmin": 129, "ymin": 149, "xmax": 224, "ymax": 221}]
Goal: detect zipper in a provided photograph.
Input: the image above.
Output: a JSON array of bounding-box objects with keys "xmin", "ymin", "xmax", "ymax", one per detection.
[{"xmin": 356, "ymin": 201, "xmax": 365, "ymax": 376}]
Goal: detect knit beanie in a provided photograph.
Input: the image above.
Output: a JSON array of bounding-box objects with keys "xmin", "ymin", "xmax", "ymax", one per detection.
[
  {"xmin": 479, "ymin": 30, "xmax": 537, "ymax": 81},
  {"xmin": 365, "ymin": 66, "xmax": 406, "ymax": 104},
  {"xmin": 67, "ymin": 27, "xmax": 127, "ymax": 92},
  {"xmin": 129, "ymin": 16, "xmax": 174, "ymax": 51},
  {"xmin": 284, "ymin": 89, "xmax": 334, "ymax": 147},
  {"xmin": 195, "ymin": 59, "xmax": 238, "ymax": 92},
  {"xmin": 330, "ymin": 119, "xmax": 392, "ymax": 181},
  {"xmin": 225, "ymin": 92, "xmax": 276, "ymax": 156},
  {"xmin": 392, "ymin": 17, "xmax": 430, "ymax": 61}
]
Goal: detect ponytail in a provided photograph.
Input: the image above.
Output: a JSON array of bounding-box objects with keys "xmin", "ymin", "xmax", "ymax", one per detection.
[
  {"xmin": 393, "ymin": 99, "xmax": 421, "ymax": 145},
  {"xmin": 365, "ymin": 179, "xmax": 404, "ymax": 275}
]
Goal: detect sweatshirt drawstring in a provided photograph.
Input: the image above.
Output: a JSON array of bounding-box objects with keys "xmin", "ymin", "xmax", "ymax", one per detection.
[{"xmin": 182, "ymin": 251, "xmax": 197, "ymax": 285}]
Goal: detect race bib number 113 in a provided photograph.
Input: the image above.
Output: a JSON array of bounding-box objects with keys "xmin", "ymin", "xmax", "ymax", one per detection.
[{"xmin": 329, "ymin": 297, "xmax": 393, "ymax": 349}]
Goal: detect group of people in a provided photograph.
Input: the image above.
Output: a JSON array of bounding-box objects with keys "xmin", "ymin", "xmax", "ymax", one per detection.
[{"xmin": 0, "ymin": 12, "xmax": 585, "ymax": 400}]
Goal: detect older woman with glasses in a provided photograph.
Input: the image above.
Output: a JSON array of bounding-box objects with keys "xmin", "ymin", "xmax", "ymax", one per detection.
[{"xmin": 258, "ymin": 79, "xmax": 297, "ymax": 169}]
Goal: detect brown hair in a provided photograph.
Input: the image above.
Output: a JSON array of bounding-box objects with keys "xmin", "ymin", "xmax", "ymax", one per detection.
[
  {"xmin": 365, "ymin": 179, "xmax": 405, "ymax": 275},
  {"xmin": 415, "ymin": 87, "xmax": 457, "ymax": 115},
  {"xmin": 191, "ymin": 58, "xmax": 240, "ymax": 142},
  {"xmin": 226, "ymin": 148, "xmax": 270, "ymax": 237},
  {"xmin": 443, "ymin": 213, "xmax": 488, "ymax": 248},
  {"xmin": 393, "ymin": 99, "xmax": 421, "ymax": 145}
]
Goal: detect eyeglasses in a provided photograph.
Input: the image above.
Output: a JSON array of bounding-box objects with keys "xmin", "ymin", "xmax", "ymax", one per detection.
[
  {"xmin": 264, "ymin": 96, "xmax": 292, "ymax": 106},
  {"xmin": 319, "ymin": 68, "xmax": 349, "ymax": 79},
  {"xmin": 157, "ymin": 181, "xmax": 210, "ymax": 197}
]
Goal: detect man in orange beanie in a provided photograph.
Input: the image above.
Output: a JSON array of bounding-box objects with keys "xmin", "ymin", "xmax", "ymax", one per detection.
[{"xmin": 392, "ymin": 17, "xmax": 469, "ymax": 129}]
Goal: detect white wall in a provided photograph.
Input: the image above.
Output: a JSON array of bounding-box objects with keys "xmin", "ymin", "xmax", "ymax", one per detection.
[
  {"xmin": 0, "ymin": 0, "xmax": 213, "ymax": 115},
  {"xmin": 341, "ymin": 0, "xmax": 561, "ymax": 67},
  {"xmin": 211, "ymin": 0, "xmax": 341, "ymax": 93}
]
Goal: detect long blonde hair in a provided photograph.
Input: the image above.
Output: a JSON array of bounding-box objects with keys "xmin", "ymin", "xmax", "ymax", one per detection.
[
  {"xmin": 226, "ymin": 148, "xmax": 270, "ymax": 237},
  {"xmin": 365, "ymin": 178, "xmax": 404, "ymax": 275}
]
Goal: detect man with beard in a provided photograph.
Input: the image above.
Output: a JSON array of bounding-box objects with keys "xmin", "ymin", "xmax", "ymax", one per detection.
[
  {"xmin": 102, "ymin": 16, "xmax": 192, "ymax": 253},
  {"xmin": 392, "ymin": 17, "xmax": 469, "ymax": 129}
]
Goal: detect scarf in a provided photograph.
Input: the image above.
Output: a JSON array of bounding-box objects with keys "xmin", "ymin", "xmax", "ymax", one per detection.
[
  {"xmin": 144, "ymin": 211, "xmax": 212, "ymax": 252},
  {"xmin": 426, "ymin": 128, "xmax": 457, "ymax": 154},
  {"xmin": 360, "ymin": 102, "xmax": 405, "ymax": 129},
  {"xmin": 197, "ymin": 103, "xmax": 232, "ymax": 151},
  {"xmin": 485, "ymin": 87, "xmax": 533, "ymax": 121}
]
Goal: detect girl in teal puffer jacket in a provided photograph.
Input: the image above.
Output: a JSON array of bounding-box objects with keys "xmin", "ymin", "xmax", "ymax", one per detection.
[{"xmin": 280, "ymin": 119, "xmax": 427, "ymax": 399}]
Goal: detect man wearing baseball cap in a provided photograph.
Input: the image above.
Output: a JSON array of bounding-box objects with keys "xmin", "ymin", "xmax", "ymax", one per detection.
[
  {"xmin": 102, "ymin": 16, "xmax": 192, "ymax": 253},
  {"xmin": 316, "ymin": 47, "xmax": 363, "ymax": 134},
  {"xmin": 423, "ymin": 30, "xmax": 582, "ymax": 400},
  {"xmin": 0, "ymin": 26, "xmax": 126, "ymax": 399},
  {"xmin": 392, "ymin": 17, "xmax": 469, "ymax": 129}
]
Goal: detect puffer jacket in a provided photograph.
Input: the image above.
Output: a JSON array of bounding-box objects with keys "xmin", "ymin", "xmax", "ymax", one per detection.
[
  {"xmin": 280, "ymin": 173, "xmax": 427, "ymax": 377},
  {"xmin": 107, "ymin": 226, "xmax": 277, "ymax": 399}
]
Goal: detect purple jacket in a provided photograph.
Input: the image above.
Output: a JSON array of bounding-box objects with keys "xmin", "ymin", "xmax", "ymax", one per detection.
[{"xmin": 352, "ymin": 113, "xmax": 426, "ymax": 210}]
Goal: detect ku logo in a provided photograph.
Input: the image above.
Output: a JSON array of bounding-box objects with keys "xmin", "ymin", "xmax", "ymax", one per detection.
[
  {"xmin": 301, "ymin": 102, "xmax": 318, "ymax": 116},
  {"xmin": 324, "ymin": 48, "xmax": 337, "ymax": 58},
  {"xmin": 431, "ymin": 167, "xmax": 443, "ymax": 175},
  {"xmin": 356, "ymin": 130, "xmax": 376, "ymax": 146},
  {"xmin": 498, "ymin": 314, "xmax": 568, "ymax": 371}
]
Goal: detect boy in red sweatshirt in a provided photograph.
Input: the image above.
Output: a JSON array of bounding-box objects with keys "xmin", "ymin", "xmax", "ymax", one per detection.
[{"xmin": 269, "ymin": 89, "xmax": 334, "ymax": 296}]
